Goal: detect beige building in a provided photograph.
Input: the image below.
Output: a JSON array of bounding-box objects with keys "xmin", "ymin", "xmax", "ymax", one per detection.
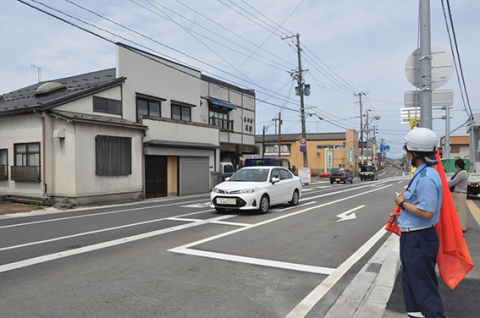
[
  {"xmin": 440, "ymin": 135, "xmax": 469, "ymax": 159},
  {"xmin": 252, "ymin": 130, "xmax": 359, "ymax": 173}
]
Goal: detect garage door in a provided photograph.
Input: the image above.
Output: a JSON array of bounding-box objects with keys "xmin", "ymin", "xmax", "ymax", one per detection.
[{"xmin": 180, "ymin": 157, "xmax": 209, "ymax": 195}]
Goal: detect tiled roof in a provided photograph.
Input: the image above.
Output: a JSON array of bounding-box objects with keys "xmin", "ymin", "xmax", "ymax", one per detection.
[
  {"xmin": 440, "ymin": 135, "xmax": 469, "ymax": 145},
  {"xmin": 0, "ymin": 68, "xmax": 124, "ymax": 114}
]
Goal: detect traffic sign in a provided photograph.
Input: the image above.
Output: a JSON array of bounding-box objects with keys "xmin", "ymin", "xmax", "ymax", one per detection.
[
  {"xmin": 299, "ymin": 137, "xmax": 306, "ymax": 144},
  {"xmin": 405, "ymin": 45, "xmax": 454, "ymax": 90},
  {"xmin": 300, "ymin": 146, "xmax": 306, "ymax": 153}
]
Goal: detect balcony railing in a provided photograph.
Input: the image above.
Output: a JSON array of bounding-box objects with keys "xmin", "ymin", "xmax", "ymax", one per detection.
[
  {"xmin": 11, "ymin": 166, "xmax": 41, "ymax": 182},
  {"xmin": 0, "ymin": 165, "xmax": 7, "ymax": 180},
  {"xmin": 210, "ymin": 117, "xmax": 234, "ymax": 132}
]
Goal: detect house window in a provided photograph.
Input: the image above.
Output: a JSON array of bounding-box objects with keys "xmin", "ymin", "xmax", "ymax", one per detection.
[
  {"xmin": 96, "ymin": 135, "xmax": 132, "ymax": 176},
  {"xmin": 451, "ymin": 147, "xmax": 460, "ymax": 153},
  {"xmin": 0, "ymin": 149, "xmax": 7, "ymax": 180},
  {"xmin": 93, "ymin": 96, "xmax": 121, "ymax": 115},
  {"xmin": 209, "ymin": 109, "xmax": 233, "ymax": 131},
  {"xmin": 11, "ymin": 143, "xmax": 40, "ymax": 181},
  {"xmin": 136, "ymin": 97, "xmax": 161, "ymax": 121},
  {"xmin": 171, "ymin": 104, "xmax": 191, "ymax": 121}
]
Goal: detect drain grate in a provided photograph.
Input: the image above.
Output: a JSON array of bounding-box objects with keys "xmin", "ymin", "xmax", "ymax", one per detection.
[{"xmin": 366, "ymin": 262, "xmax": 382, "ymax": 273}]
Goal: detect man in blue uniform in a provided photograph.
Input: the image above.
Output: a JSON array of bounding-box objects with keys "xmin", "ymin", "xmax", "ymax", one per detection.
[{"xmin": 389, "ymin": 128, "xmax": 446, "ymax": 318}]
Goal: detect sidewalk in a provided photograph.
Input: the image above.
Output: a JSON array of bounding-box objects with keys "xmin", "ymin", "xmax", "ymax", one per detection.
[{"xmin": 327, "ymin": 200, "xmax": 479, "ymax": 318}]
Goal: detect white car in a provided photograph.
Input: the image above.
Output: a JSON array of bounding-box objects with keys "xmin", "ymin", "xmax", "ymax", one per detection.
[{"xmin": 210, "ymin": 166, "xmax": 302, "ymax": 214}]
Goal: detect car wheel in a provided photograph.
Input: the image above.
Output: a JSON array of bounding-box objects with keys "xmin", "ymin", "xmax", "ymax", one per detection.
[
  {"xmin": 289, "ymin": 190, "xmax": 299, "ymax": 206},
  {"xmin": 330, "ymin": 180, "xmax": 333, "ymax": 184},
  {"xmin": 258, "ymin": 195, "xmax": 269, "ymax": 214},
  {"xmin": 215, "ymin": 207, "xmax": 226, "ymax": 213},
  {"xmin": 350, "ymin": 178, "xmax": 353, "ymax": 183}
]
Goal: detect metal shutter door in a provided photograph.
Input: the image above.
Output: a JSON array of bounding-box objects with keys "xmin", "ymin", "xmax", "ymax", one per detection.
[{"xmin": 180, "ymin": 157, "xmax": 209, "ymax": 195}]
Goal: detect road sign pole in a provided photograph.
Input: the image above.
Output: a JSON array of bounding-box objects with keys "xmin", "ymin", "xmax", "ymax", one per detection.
[{"xmin": 419, "ymin": 0, "xmax": 433, "ymax": 129}]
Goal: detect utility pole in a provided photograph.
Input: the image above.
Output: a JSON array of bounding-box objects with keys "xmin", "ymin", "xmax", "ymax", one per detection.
[
  {"xmin": 355, "ymin": 92, "xmax": 367, "ymax": 166},
  {"xmin": 278, "ymin": 113, "xmax": 283, "ymax": 158},
  {"xmin": 262, "ymin": 126, "xmax": 266, "ymax": 158},
  {"xmin": 282, "ymin": 33, "xmax": 309, "ymax": 167},
  {"xmin": 419, "ymin": 0, "xmax": 433, "ymax": 129}
]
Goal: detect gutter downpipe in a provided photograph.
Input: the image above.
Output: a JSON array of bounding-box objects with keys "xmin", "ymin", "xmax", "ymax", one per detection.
[{"xmin": 34, "ymin": 110, "xmax": 47, "ymax": 197}]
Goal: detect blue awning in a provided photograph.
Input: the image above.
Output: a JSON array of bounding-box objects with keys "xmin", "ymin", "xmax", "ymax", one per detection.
[{"xmin": 207, "ymin": 98, "xmax": 237, "ymax": 110}]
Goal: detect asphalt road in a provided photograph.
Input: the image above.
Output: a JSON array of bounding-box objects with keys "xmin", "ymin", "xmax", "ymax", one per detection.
[{"xmin": 0, "ymin": 170, "xmax": 410, "ymax": 318}]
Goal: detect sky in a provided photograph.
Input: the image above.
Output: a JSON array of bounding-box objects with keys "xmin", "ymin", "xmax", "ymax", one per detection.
[{"xmin": 2, "ymin": 0, "xmax": 479, "ymax": 158}]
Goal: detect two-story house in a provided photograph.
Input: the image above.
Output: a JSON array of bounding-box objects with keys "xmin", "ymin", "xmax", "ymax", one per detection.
[{"xmin": 0, "ymin": 43, "xmax": 256, "ymax": 206}]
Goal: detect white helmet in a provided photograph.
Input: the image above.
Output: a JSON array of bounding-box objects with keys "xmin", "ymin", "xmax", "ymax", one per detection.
[{"xmin": 403, "ymin": 128, "xmax": 438, "ymax": 152}]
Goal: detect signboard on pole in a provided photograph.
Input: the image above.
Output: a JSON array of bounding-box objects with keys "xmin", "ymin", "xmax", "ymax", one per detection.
[
  {"xmin": 298, "ymin": 167, "xmax": 311, "ymax": 185},
  {"xmin": 326, "ymin": 149, "xmax": 333, "ymax": 173},
  {"xmin": 349, "ymin": 149, "xmax": 353, "ymax": 163}
]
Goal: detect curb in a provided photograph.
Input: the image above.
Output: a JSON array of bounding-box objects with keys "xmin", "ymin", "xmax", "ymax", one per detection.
[{"xmin": 324, "ymin": 233, "xmax": 400, "ymax": 318}]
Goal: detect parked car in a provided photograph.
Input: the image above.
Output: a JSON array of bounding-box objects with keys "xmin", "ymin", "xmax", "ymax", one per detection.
[
  {"xmin": 360, "ymin": 165, "xmax": 378, "ymax": 181},
  {"xmin": 210, "ymin": 166, "xmax": 302, "ymax": 214},
  {"xmin": 220, "ymin": 162, "xmax": 234, "ymax": 181},
  {"xmin": 330, "ymin": 168, "xmax": 354, "ymax": 184}
]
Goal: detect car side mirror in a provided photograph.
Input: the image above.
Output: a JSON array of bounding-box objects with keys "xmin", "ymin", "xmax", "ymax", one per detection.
[
  {"xmin": 225, "ymin": 177, "xmax": 230, "ymax": 181},
  {"xmin": 271, "ymin": 177, "xmax": 280, "ymax": 184}
]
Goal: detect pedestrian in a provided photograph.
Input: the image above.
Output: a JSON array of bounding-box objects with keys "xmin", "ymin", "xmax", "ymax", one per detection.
[
  {"xmin": 447, "ymin": 158, "xmax": 468, "ymax": 232},
  {"xmin": 388, "ymin": 128, "xmax": 446, "ymax": 318}
]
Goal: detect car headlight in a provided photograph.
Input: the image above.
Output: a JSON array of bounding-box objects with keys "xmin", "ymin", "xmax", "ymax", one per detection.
[
  {"xmin": 212, "ymin": 187, "xmax": 221, "ymax": 193},
  {"xmin": 230, "ymin": 187, "xmax": 259, "ymax": 194}
]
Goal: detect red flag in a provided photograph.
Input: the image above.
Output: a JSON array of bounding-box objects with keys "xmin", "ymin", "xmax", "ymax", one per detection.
[
  {"xmin": 433, "ymin": 151, "xmax": 474, "ymax": 289},
  {"xmin": 385, "ymin": 205, "xmax": 402, "ymax": 236}
]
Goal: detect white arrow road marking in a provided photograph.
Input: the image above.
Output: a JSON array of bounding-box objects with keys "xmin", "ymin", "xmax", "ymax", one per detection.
[{"xmin": 336, "ymin": 205, "xmax": 365, "ymax": 222}]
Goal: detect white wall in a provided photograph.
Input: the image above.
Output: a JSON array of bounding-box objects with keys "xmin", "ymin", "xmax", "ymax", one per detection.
[{"xmin": 0, "ymin": 114, "xmax": 44, "ymax": 196}]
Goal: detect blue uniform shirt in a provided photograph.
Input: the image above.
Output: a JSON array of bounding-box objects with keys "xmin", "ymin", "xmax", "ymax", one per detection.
[{"xmin": 398, "ymin": 163, "xmax": 443, "ymax": 228}]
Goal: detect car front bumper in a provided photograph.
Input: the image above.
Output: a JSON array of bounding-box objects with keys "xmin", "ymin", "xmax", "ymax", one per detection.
[{"xmin": 210, "ymin": 193, "xmax": 262, "ymax": 210}]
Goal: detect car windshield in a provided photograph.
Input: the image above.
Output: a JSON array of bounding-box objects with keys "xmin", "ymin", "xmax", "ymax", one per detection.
[
  {"xmin": 230, "ymin": 169, "xmax": 269, "ymax": 182},
  {"xmin": 361, "ymin": 166, "xmax": 376, "ymax": 172}
]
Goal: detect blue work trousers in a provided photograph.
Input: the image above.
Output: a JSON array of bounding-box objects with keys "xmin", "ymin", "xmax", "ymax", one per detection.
[{"xmin": 400, "ymin": 227, "xmax": 446, "ymax": 318}]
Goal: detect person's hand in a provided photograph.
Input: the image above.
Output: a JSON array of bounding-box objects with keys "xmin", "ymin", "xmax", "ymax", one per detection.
[
  {"xmin": 394, "ymin": 192, "xmax": 404, "ymax": 205},
  {"xmin": 388, "ymin": 212, "xmax": 400, "ymax": 223}
]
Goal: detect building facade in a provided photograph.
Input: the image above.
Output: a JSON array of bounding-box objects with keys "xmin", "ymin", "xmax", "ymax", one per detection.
[
  {"xmin": 0, "ymin": 43, "xmax": 256, "ymax": 205},
  {"xmin": 252, "ymin": 130, "xmax": 359, "ymax": 173}
]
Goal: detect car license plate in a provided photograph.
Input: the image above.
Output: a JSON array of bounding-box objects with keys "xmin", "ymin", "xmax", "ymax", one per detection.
[
  {"xmin": 335, "ymin": 178, "xmax": 340, "ymax": 181},
  {"xmin": 365, "ymin": 173, "xmax": 370, "ymax": 176},
  {"xmin": 217, "ymin": 198, "xmax": 236, "ymax": 205}
]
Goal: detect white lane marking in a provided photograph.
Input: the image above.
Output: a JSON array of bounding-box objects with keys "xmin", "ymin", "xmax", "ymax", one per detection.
[
  {"xmin": 169, "ymin": 185, "xmax": 391, "ymax": 252},
  {"xmin": 210, "ymin": 221, "xmax": 250, "ymax": 227},
  {"xmin": 279, "ymin": 201, "xmax": 316, "ymax": 211},
  {"xmin": 336, "ymin": 205, "xmax": 365, "ymax": 222},
  {"xmin": 181, "ymin": 202, "xmax": 211, "ymax": 208},
  {"xmin": 175, "ymin": 249, "xmax": 335, "ymax": 275},
  {"xmin": 284, "ymin": 227, "xmax": 388, "ymax": 318},
  {"xmin": 1, "ymin": 185, "xmax": 391, "ymax": 274},
  {"xmin": 0, "ymin": 211, "xmax": 226, "ymax": 252},
  {"xmin": 0, "ymin": 215, "xmax": 235, "ymax": 274},
  {"xmin": 0, "ymin": 199, "xmax": 212, "ymax": 229}
]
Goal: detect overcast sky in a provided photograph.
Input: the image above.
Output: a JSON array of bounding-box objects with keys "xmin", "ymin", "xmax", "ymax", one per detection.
[{"xmin": 2, "ymin": 0, "xmax": 479, "ymax": 157}]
